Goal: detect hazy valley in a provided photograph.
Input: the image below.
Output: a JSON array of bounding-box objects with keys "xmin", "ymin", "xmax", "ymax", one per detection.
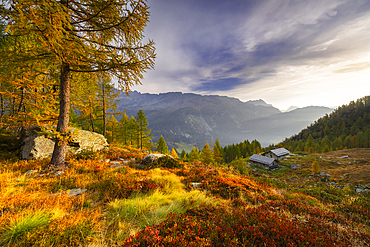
[{"xmin": 117, "ymin": 91, "xmax": 333, "ymax": 149}]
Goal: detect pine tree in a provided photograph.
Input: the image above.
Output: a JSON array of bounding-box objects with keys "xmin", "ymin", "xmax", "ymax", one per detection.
[
  {"xmin": 189, "ymin": 146, "xmax": 200, "ymax": 161},
  {"xmin": 135, "ymin": 109, "xmax": 152, "ymax": 150},
  {"xmin": 213, "ymin": 138, "xmax": 223, "ymax": 164},
  {"xmin": 170, "ymin": 148, "xmax": 179, "ymax": 158},
  {"xmin": 180, "ymin": 149, "xmax": 187, "ymax": 159},
  {"xmin": 312, "ymin": 159, "xmax": 320, "ymax": 174},
  {"xmin": 129, "ymin": 116, "xmax": 138, "ymax": 147},
  {"xmin": 98, "ymin": 77, "xmax": 120, "ymax": 138},
  {"xmin": 1, "ymin": 0, "xmax": 155, "ymax": 167},
  {"xmin": 322, "ymin": 145, "xmax": 330, "ymax": 153},
  {"xmin": 118, "ymin": 113, "xmax": 130, "ymax": 145},
  {"xmin": 157, "ymin": 135, "xmax": 169, "ymax": 154},
  {"xmin": 201, "ymin": 143, "xmax": 214, "ymax": 164},
  {"xmin": 106, "ymin": 115, "xmax": 119, "ymax": 143}
]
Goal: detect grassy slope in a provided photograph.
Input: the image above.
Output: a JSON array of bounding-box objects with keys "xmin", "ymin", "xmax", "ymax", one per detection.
[{"xmin": 0, "ymin": 145, "xmax": 369, "ymax": 246}]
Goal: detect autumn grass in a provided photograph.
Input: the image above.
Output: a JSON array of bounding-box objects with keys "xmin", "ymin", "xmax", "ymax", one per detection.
[
  {"xmin": 108, "ymin": 190, "xmax": 217, "ymax": 240},
  {"xmin": 0, "ymin": 144, "xmax": 369, "ymax": 246},
  {"xmin": 0, "ymin": 211, "xmax": 52, "ymax": 246},
  {"xmin": 106, "ymin": 168, "xmax": 218, "ymax": 240}
]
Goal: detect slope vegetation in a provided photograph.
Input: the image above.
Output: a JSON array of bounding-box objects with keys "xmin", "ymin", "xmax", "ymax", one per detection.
[{"xmin": 283, "ymin": 96, "xmax": 370, "ymax": 153}]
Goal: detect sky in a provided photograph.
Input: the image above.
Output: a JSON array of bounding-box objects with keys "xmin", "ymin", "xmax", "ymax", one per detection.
[{"xmin": 132, "ymin": 0, "xmax": 370, "ymax": 111}]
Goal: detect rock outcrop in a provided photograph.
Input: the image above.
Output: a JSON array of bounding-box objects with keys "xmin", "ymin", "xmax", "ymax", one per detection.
[
  {"xmin": 68, "ymin": 128, "xmax": 109, "ymax": 153},
  {"xmin": 140, "ymin": 153, "xmax": 167, "ymax": 167},
  {"xmin": 20, "ymin": 126, "xmax": 108, "ymax": 160},
  {"xmin": 136, "ymin": 153, "xmax": 180, "ymax": 169}
]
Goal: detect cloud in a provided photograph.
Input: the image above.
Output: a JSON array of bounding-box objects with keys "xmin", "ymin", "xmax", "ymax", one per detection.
[
  {"xmin": 334, "ymin": 62, "xmax": 370, "ymax": 73},
  {"xmin": 136, "ymin": 0, "xmax": 370, "ymax": 109},
  {"xmin": 191, "ymin": 78, "xmax": 255, "ymax": 92},
  {"xmin": 240, "ymin": 0, "xmax": 347, "ymax": 52}
]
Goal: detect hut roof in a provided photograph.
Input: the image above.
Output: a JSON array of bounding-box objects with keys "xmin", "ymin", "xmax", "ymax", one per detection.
[
  {"xmin": 249, "ymin": 154, "xmax": 275, "ymax": 166},
  {"xmin": 270, "ymin": 148, "xmax": 290, "ymax": 157}
]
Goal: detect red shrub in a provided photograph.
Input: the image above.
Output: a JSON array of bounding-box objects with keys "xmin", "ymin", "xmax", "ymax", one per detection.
[{"xmin": 124, "ymin": 203, "xmax": 369, "ymax": 246}]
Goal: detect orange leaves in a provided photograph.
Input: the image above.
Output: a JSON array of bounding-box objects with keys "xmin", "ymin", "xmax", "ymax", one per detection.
[
  {"xmin": 125, "ymin": 202, "xmax": 369, "ymax": 246},
  {"xmin": 1, "ymin": 145, "xmax": 370, "ymax": 245}
]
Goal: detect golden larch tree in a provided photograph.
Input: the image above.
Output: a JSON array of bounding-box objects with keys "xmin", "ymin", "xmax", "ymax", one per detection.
[{"xmin": 1, "ymin": 0, "xmax": 155, "ymax": 167}]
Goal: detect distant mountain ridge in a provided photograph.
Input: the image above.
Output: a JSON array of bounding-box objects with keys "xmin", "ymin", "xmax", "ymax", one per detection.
[
  {"xmin": 117, "ymin": 91, "xmax": 333, "ymax": 149},
  {"xmin": 246, "ymin": 99, "xmax": 273, "ymax": 107},
  {"xmin": 283, "ymin": 106, "xmax": 298, "ymax": 112}
]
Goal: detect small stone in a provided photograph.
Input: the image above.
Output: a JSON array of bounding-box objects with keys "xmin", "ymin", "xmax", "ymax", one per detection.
[
  {"xmin": 54, "ymin": 171, "xmax": 65, "ymax": 177},
  {"xmin": 110, "ymin": 161, "xmax": 125, "ymax": 169},
  {"xmin": 191, "ymin": 182, "xmax": 202, "ymax": 188},
  {"xmin": 67, "ymin": 188, "xmax": 87, "ymax": 196},
  {"xmin": 290, "ymin": 164, "xmax": 301, "ymax": 170},
  {"xmin": 355, "ymin": 188, "xmax": 366, "ymax": 193},
  {"xmin": 24, "ymin": 170, "xmax": 38, "ymax": 176}
]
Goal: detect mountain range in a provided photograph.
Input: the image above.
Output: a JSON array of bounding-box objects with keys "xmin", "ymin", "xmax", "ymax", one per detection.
[{"xmin": 116, "ymin": 91, "xmax": 333, "ymax": 150}]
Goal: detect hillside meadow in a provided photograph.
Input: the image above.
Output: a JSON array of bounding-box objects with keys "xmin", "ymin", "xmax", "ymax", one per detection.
[{"xmin": 0, "ymin": 142, "xmax": 369, "ymax": 246}]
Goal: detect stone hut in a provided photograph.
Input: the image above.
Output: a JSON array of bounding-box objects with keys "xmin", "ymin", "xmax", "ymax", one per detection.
[
  {"xmin": 263, "ymin": 148, "xmax": 290, "ymax": 161},
  {"xmin": 249, "ymin": 154, "xmax": 278, "ymax": 169}
]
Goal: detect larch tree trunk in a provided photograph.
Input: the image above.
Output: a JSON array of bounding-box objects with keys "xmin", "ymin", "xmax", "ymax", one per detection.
[
  {"xmin": 102, "ymin": 82, "xmax": 106, "ymax": 137},
  {"xmin": 0, "ymin": 93, "xmax": 3, "ymax": 123},
  {"xmin": 89, "ymin": 99, "xmax": 95, "ymax": 132},
  {"xmin": 90, "ymin": 112, "xmax": 95, "ymax": 132},
  {"xmin": 17, "ymin": 87, "xmax": 25, "ymax": 114},
  {"xmin": 50, "ymin": 63, "xmax": 71, "ymax": 166}
]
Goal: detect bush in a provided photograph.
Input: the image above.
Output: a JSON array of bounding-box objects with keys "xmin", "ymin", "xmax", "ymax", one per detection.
[
  {"xmin": 88, "ymin": 173, "xmax": 163, "ymax": 201},
  {"xmin": 124, "ymin": 203, "xmax": 365, "ymax": 246},
  {"xmin": 312, "ymin": 159, "xmax": 320, "ymax": 174},
  {"xmin": 148, "ymin": 156, "xmax": 183, "ymax": 169},
  {"xmin": 228, "ymin": 158, "xmax": 249, "ymax": 175}
]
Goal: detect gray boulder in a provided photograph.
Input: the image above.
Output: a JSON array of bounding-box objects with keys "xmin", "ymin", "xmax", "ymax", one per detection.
[
  {"xmin": 20, "ymin": 128, "xmax": 55, "ymax": 159},
  {"xmin": 290, "ymin": 164, "xmax": 301, "ymax": 170},
  {"xmin": 140, "ymin": 153, "xmax": 167, "ymax": 166},
  {"xmin": 69, "ymin": 128, "xmax": 109, "ymax": 153},
  {"xmin": 20, "ymin": 126, "xmax": 108, "ymax": 160},
  {"xmin": 136, "ymin": 153, "xmax": 177, "ymax": 169}
]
